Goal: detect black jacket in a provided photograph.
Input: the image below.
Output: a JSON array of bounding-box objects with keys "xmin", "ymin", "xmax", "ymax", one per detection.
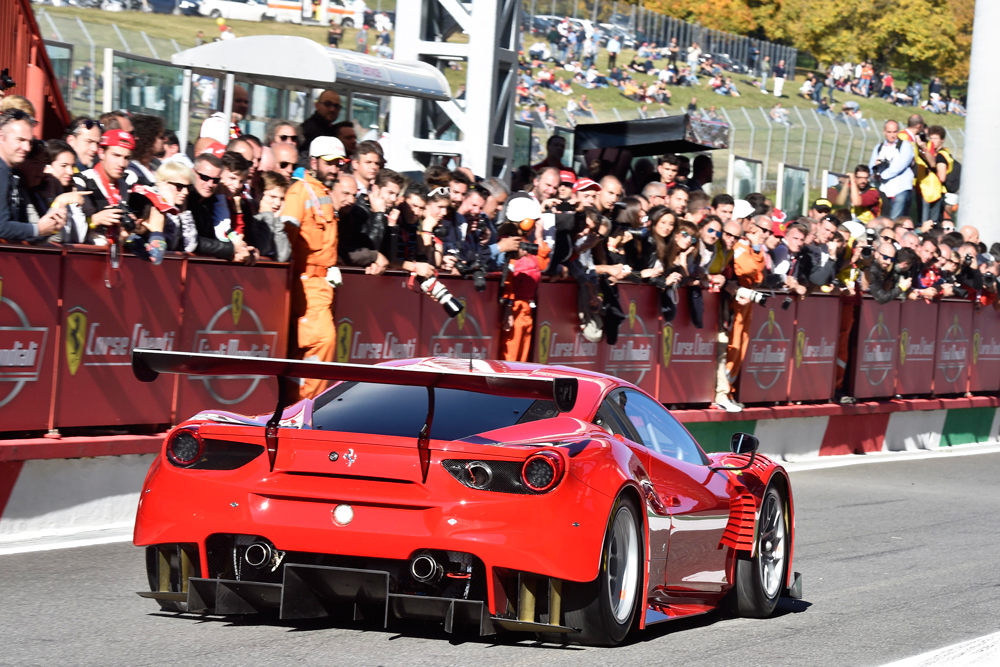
[
  {"xmin": 187, "ymin": 192, "xmax": 235, "ymax": 260},
  {"xmin": 866, "ymin": 262, "xmax": 904, "ymax": 304},
  {"xmin": 301, "ymin": 112, "xmax": 337, "ymax": 149},
  {"xmin": 0, "ymin": 157, "xmax": 37, "ymax": 241}
]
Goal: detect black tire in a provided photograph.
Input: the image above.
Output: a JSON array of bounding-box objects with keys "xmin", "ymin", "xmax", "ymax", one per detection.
[
  {"xmin": 548, "ymin": 495, "xmax": 644, "ymax": 646},
  {"xmin": 342, "ymin": 18, "xmax": 354, "ymax": 28},
  {"xmin": 730, "ymin": 485, "xmax": 789, "ymax": 618},
  {"xmin": 209, "ymin": 9, "xmax": 221, "ymax": 18}
]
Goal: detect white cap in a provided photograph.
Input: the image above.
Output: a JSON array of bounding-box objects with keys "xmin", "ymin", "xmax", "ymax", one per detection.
[
  {"xmin": 309, "ymin": 135, "xmax": 346, "ymax": 160},
  {"xmin": 842, "ymin": 219, "xmax": 866, "ymax": 241},
  {"xmin": 732, "ymin": 199, "xmax": 755, "ymax": 220},
  {"xmin": 505, "ymin": 196, "xmax": 543, "ymax": 223}
]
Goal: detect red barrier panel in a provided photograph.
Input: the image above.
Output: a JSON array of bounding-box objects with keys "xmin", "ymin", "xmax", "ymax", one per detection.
[
  {"xmin": 895, "ymin": 300, "xmax": 938, "ymax": 396},
  {"xmin": 657, "ymin": 290, "xmax": 718, "ymax": 405},
  {"xmin": 852, "ymin": 298, "xmax": 900, "ymax": 400},
  {"xmin": 0, "ymin": 248, "xmax": 61, "ymax": 431},
  {"xmin": 933, "ymin": 300, "xmax": 974, "ymax": 395},
  {"xmin": 738, "ymin": 303, "xmax": 795, "ymax": 404},
  {"xmin": 603, "ymin": 284, "xmax": 658, "ymax": 395},
  {"xmin": 970, "ymin": 308, "xmax": 1000, "ymax": 393},
  {"xmin": 55, "ymin": 251, "xmax": 182, "ymax": 427},
  {"xmin": 174, "ymin": 260, "xmax": 290, "ymax": 421},
  {"xmin": 333, "ymin": 272, "xmax": 421, "ymax": 364},
  {"xmin": 420, "ymin": 279, "xmax": 500, "ymax": 360},
  {"xmin": 788, "ymin": 295, "xmax": 840, "ymax": 403},
  {"xmin": 533, "ymin": 281, "xmax": 601, "ymax": 371}
]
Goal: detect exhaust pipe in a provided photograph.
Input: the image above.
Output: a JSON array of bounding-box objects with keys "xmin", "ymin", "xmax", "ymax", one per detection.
[
  {"xmin": 410, "ymin": 553, "xmax": 442, "ymax": 583},
  {"xmin": 244, "ymin": 541, "xmax": 274, "ymax": 568}
]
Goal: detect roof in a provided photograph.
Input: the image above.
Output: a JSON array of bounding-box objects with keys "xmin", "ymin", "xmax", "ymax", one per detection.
[
  {"xmin": 573, "ymin": 113, "xmax": 729, "ymax": 157},
  {"xmin": 171, "ymin": 35, "xmax": 450, "ymax": 101}
]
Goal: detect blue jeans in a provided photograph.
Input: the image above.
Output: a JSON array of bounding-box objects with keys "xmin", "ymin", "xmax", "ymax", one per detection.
[{"xmin": 885, "ymin": 190, "xmax": 912, "ymax": 219}]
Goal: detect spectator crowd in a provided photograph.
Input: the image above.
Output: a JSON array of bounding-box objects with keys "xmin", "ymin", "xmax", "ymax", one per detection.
[{"xmin": 0, "ymin": 81, "xmax": 993, "ymax": 411}]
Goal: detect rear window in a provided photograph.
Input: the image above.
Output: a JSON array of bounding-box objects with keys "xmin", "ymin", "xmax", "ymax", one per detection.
[{"xmin": 311, "ymin": 382, "xmax": 557, "ymax": 441}]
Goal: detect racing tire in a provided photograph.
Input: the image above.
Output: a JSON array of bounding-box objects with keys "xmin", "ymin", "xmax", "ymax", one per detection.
[
  {"xmin": 730, "ymin": 485, "xmax": 789, "ymax": 618},
  {"xmin": 209, "ymin": 9, "xmax": 221, "ymax": 18},
  {"xmin": 342, "ymin": 18, "xmax": 354, "ymax": 28},
  {"xmin": 547, "ymin": 495, "xmax": 643, "ymax": 646}
]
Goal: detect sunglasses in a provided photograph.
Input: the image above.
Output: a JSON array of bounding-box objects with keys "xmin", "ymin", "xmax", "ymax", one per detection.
[
  {"xmin": 166, "ymin": 181, "xmax": 190, "ymax": 191},
  {"xmin": 196, "ymin": 171, "xmax": 221, "ymax": 185},
  {"xmin": 942, "ymin": 226, "xmax": 955, "ymax": 232},
  {"xmin": 722, "ymin": 230, "xmax": 738, "ymax": 239},
  {"xmin": 77, "ymin": 119, "xmax": 103, "ymax": 131},
  {"xmin": 880, "ymin": 235, "xmax": 894, "ymax": 243},
  {"xmin": 320, "ymin": 157, "xmax": 350, "ymax": 168},
  {"xmin": 277, "ymin": 134, "xmax": 298, "ymax": 142},
  {"xmin": 755, "ymin": 225, "xmax": 772, "ymax": 236},
  {"xmin": 707, "ymin": 228, "xmax": 722, "ymax": 238},
  {"xmin": 320, "ymin": 100, "xmax": 342, "ymax": 109},
  {"xmin": 277, "ymin": 161, "xmax": 296, "ymax": 170},
  {"xmin": 429, "ymin": 186, "xmax": 451, "ymax": 197},
  {"xmin": 678, "ymin": 230, "xmax": 692, "ymax": 239},
  {"xmin": 878, "ymin": 252, "xmax": 895, "ymax": 261}
]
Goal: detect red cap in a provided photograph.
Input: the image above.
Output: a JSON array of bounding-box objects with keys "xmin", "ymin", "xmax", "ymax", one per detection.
[
  {"xmin": 129, "ymin": 185, "xmax": 179, "ymax": 215},
  {"xmin": 559, "ymin": 170, "xmax": 577, "ymax": 185},
  {"xmin": 573, "ymin": 177, "xmax": 601, "ymax": 193},
  {"xmin": 99, "ymin": 130, "xmax": 135, "ymax": 151},
  {"xmin": 199, "ymin": 141, "xmax": 227, "ymax": 158}
]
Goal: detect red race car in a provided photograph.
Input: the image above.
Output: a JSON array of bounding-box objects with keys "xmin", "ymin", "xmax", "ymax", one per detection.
[{"xmin": 132, "ymin": 350, "xmax": 800, "ymax": 646}]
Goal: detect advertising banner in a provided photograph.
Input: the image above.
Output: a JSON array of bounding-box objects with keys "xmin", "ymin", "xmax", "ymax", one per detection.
[
  {"xmin": 603, "ymin": 284, "xmax": 658, "ymax": 394},
  {"xmin": 852, "ymin": 298, "xmax": 900, "ymax": 400},
  {"xmin": 933, "ymin": 300, "xmax": 973, "ymax": 395},
  {"xmin": 533, "ymin": 282, "xmax": 601, "ymax": 372},
  {"xmin": 55, "ymin": 252, "xmax": 182, "ymax": 427},
  {"xmin": 419, "ymin": 277, "xmax": 500, "ymax": 361},
  {"xmin": 738, "ymin": 303, "xmax": 795, "ymax": 404},
  {"xmin": 895, "ymin": 300, "xmax": 938, "ymax": 396},
  {"xmin": 969, "ymin": 308, "xmax": 1000, "ymax": 393},
  {"xmin": 657, "ymin": 290, "xmax": 718, "ymax": 405},
  {"xmin": 175, "ymin": 260, "xmax": 289, "ymax": 421},
  {"xmin": 0, "ymin": 249, "xmax": 61, "ymax": 432},
  {"xmin": 333, "ymin": 272, "xmax": 421, "ymax": 365},
  {"xmin": 788, "ymin": 295, "xmax": 839, "ymax": 403}
]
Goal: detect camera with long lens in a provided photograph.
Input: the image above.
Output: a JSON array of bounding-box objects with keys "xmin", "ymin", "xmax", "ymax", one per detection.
[
  {"xmin": 736, "ymin": 286, "xmax": 768, "ymax": 306},
  {"xmin": 432, "ymin": 224, "xmax": 449, "ymax": 239},
  {"xmin": 963, "ymin": 253, "xmax": 973, "ymax": 268},
  {"xmin": 861, "ymin": 245, "xmax": 873, "ymax": 260},
  {"xmin": 917, "ymin": 131, "xmax": 928, "ymax": 143},
  {"xmin": 420, "ymin": 276, "xmax": 465, "ymax": 318},
  {"xmin": 984, "ymin": 272, "xmax": 997, "ymax": 290},
  {"xmin": 447, "ymin": 248, "xmax": 487, "ymax": 292},
  {"xmin": 112, "ymin": 202, "xmax": 136, "ymax": 233},
  {"xmin": 871, "ymin": 159, "xmax": 891, "ymax": 185},
  {"xmin": 519, "ymin": 241, "xmax": 539, "ymax": 255}
]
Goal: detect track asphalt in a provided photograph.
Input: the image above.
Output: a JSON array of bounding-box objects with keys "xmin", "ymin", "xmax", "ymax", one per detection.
[{"xmin": 3, "ymin": 452, "xmax": 1000, "ymax": 666}]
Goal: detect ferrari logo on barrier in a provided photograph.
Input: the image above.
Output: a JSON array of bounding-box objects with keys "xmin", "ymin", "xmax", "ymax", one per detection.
[
  {"xmin": 456, "ymin": 299, "xmax": 466, "ymax": 331},
  {"xmin": 747, "ymin": 308, "xmax": 789, "ymax": 390},
  {"xmin": 938, "ymin": 314, "xmax": 968, "ymax": 384},
  {"xmin": 628, "ymin": 301, "xmax": 636, "ymax": 329},
  {"xmin": 65, "ymin": 307, "xmax": 87, "ymax": 376},
  {"xmin": 0, "ymin": 277, "xmax": 50, "ymax": 408},
  {"xmin": 973, "ymin": 331, "xmax": 980, "ymax": 365},
  {"xmin": 661, "ymin": 324, "xmax": 673, "ymax": 369},
  {"xmin": 860, "ymin": 312, "xmax": 895, "ymax": 386},
  {"xmin": 231, "ymin": 286, "xmax": 244, "ymax": 326},
  {"xmin": 899, "ymin": 330, "xmax": 909, "ymax": 366},
  {"xmin": 795, "ymin": 330, "xmax": 805, "ymax": 369},
  {"xmin": 336, "ymin": 321, "xmax": 353, "ymax": 363},
  {"xmin": 537, "ymin": 323, "xmax": 551, "ymax": 365}
]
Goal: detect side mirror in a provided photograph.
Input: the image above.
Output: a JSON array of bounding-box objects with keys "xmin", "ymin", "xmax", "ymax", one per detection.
[
  {"xmin": 730, "ymin": 432, "xmax": 759, "ymax": 455},
  {"xmin": 710, "ymin": 432, "xmax": 759, "ymax": 472}
]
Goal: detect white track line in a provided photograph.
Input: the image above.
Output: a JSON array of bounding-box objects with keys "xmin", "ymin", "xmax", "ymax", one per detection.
[
  {"xmin": 783, "ymin": 442, "xmax": 1000, "ymax": 472},
  {"xmin": 881, "ymin": 630, "xmax": 1000, "ymax": 666},
  {"xmin": 0, "ymin": 526, "xmax": 133, "ymax": 556}
]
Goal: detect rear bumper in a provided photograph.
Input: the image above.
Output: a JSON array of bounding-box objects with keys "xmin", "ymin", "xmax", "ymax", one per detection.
[{"xmin": 134, "ymin": 452, "xmax": 613, "ymax": 588}]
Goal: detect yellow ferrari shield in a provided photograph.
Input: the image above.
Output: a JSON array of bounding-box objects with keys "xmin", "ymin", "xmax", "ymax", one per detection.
[
  {"xmin": 899, "ymin": 330, "xmax": 909, "ymax": 366},
  {"xmin": 456, "ymin": 298, "xmax": 467, "ymax": 331},
  {"xmin": 661, "ymin": 324, "xmax": 673, "ymax": 368},
  {"xmin": 973, "ymin": 331, "xmax": 981, "ymax": 365},
  {"xmin": 537, "ymin": 324, "xmax": 551, "ymax": 365},
  {"xmin": 795, "ymin": 330, "xmax": 805, "ymax": 369},
  {"xmin": 231, "ymin": 286, "xmax": 244, "ymax": 326},
  {"xmin": 627, "ymin": 301, "xmax": 636, "ymax": 329},
  {"xmin": 336, "ymin": 321, "xmax": 353, "ymax": 363},
  {"xmin": 65, "ymin": 307, "xmax": 88, "ymax": 376}
]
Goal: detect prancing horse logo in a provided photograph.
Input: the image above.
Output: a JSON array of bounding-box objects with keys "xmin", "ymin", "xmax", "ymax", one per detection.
[{"xmin": 345, "ymin": 448, "xmax": 357, "ymax": 467}]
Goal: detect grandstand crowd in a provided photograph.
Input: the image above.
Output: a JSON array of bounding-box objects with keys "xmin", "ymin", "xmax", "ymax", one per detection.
[{"xmin": 0, "ymin": 90, "xmax": 995, "ymax": 410}]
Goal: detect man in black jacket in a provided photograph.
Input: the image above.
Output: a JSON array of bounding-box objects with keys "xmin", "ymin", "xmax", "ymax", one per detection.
[
  {"xmin": 186, "ymin": 153, "xmax": 254, "ymax": 263},
  {"xmin": 0, "ymin": 110, "xmax": 66, "ymax": 241},
  {"xmin": 337, "ymin": 169, "xmax": 403, "ymax": 274},
  {"xmin": 301, "ymin": 90, "xmax": 343, "ymax": 148},
  {"xmin": 864, "ymin": 242, "xmax": 912, "ymax": 303}
]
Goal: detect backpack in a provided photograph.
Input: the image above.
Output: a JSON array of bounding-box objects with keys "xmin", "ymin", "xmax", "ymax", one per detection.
[{"xmin": 941, "ymin": 149, "xmax": 961, "ymax": 193}]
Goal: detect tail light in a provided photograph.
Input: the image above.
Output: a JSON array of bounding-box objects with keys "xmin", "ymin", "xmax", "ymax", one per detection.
[
  {"xmin": 166, "ymin": 427, "xmax": 203, "ymax": 467},
  {"xmin": 521, "ymin": 451, "xmax": 564, "ymax": 492}
]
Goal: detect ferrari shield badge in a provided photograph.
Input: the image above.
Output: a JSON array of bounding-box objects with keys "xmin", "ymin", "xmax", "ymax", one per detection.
[
  {"xmin": 231, "ymin": 286, "xmax": 244, "ymax": 326},
  {"xmin": 65, "ymin": 306, "xmax": 87, "ymax": 376}
]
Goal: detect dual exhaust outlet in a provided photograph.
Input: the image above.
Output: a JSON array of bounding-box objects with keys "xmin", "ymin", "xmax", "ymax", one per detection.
[{"xmin": 245, "ymin": 541, "xmax": 443, "ymax": 585}]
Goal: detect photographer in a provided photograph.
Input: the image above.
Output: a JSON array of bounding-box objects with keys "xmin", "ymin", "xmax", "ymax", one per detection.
[
  {"xmin": 834, "ymin": 164, "xmax": 881, "ymax": 223},
  {"xmin": 979, "ymin": 260, "xmax": 998, "ymax": 309},
  {"xmin": 339, "ymin": 168, "xmax": 403, "ymax": 275},
  {"xmin": 862, "ymin": 242, "xmax": 912, "ymax": 304},
  {"xmin": 498, "ymin": 195, "xmax": 550, "ymax": 362},
  {"xmin": 120, "ymin": 185, "xmax": 176, "ymax": 264},
  {"xmin": 868, "ymin": 120, "xmax": 914, "ymax": 219},
  {"xmin": 392, "ymin": 183, "xmax": 436, "ymax": 280},
  {"xmin": 71, "ymin": 129, "xmax": 139, "ymax": 246},
  {"xmin": 912, "ymin": 125, "xmax": 953, "ymax": 225}
]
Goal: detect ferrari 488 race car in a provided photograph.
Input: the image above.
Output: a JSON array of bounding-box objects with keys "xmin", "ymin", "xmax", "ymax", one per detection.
[{"xmin": 131, "ymin": 350, "xmax": 800, "ymax": 646}]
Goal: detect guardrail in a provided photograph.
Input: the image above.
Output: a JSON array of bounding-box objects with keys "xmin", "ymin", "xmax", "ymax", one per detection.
[{"xmin": 2, "ymin": 244, "xmax": 998, "ymax": 435}]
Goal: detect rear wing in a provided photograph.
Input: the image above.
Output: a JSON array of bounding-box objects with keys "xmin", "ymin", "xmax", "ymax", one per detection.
[{"xmin": 131, "ymin": 350, "xmax": 577, "ymax": 411}]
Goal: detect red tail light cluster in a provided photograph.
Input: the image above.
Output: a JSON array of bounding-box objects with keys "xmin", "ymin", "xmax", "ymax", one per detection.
[
  {"xmin": 166, "ymin": 427, "xmax": 204, "ymax": 467},
  {"xmin": 521, "ymin": 451, "xmax": 564, "ymax": 492}
]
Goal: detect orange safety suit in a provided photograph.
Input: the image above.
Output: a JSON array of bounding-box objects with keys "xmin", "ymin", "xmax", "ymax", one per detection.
[
  {"xmin": 283, "ymin": 172, "xmax": 338, "ymax": 400},
  {"xmin": 500, "ymin": 237, "xmax": 550, "ymax": 362},
  {"xmin": 726, "ymin": 239, "xmax": 766, "ymax": 389}
]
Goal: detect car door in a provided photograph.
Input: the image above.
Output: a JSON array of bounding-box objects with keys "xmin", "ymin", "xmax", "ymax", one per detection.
[{"xmin": 614, "ymin": 389, "xmax": 733, "ymax": 594}]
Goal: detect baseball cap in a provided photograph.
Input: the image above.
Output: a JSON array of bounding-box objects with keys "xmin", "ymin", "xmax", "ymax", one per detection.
[
  {"xmin": 505, "ymin": 196, "xmax": 542, "ymax": 223},
  {"xmin": 573, "ymin": 178, "xmax": 601, "ymax": 193},
  {"xmin": 309, "ymin": 136, "xmax": 346, "ymax": 160},
  {"xmin": 99, "ymin": 129, "xmax": 135, "ymax": 151},
  {"xmin": 771, "ymin": 219, "xmax": 786, "ymax": 238},
  {"xmin": 732, "ymin": 199, "xmax": 755, "ymax": 220},
  {"xmin": 199, "ymin": 140, "xmax": 227, "ymax": 158},
  {"xmin": 812, "ymin": 198, "xmax": 833, "ymax": 212},
  {"xmin": 128, "ymin": 185, "xmax": 179, "ymax": 216},
  {"xmin": 559, "ymin": 170, "xmax": 577, "ymax": 185}
]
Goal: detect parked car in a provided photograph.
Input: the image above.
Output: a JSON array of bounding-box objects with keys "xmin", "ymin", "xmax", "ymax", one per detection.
[
  {"xmin": 700, "ymin": 52, "xmax": 750, "ymax": 75},
  {"xmin": 198, "ymin": 0, "xmax": 274, "ymax": 22}
]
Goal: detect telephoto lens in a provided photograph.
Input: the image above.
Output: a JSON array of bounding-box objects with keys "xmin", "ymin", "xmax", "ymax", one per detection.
[
  {"xmin": 420, "ymin": 277, "xmax": 465, "ymax": 318},
  {"xmin": 519, "ymin": 242, "xmax": 539, "ymax": 255}
]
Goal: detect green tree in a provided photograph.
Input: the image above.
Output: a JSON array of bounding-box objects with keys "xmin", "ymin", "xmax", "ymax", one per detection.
[{"xmin": 645, "ymin": 0, "xmax": 758, "ymax": 34}]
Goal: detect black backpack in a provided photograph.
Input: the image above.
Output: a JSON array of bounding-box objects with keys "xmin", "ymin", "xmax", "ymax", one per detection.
[{"xmin": 944, "ymin": 155, "xmax": 961, "ymax": 193}]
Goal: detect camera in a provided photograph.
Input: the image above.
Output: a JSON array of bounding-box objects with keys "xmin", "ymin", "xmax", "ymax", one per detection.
[
  {"xmin": 861, "ymin": 245, "xmax": 873, "ymax": 260},
  {"xmin": 420, "ymin": 276, "xmax": 465, "ymax": 318},
  {"xmin": 872, "ymin": 159, "xmax": 891, "ymax": 185},
  {"xmin": 984, "ymin": 272, "xmax": 997, "ymax": 289},
  {"xmin": 107, "ymin": 202, "xmax": 136, "ymax": 233},
  {"xmin": 736, "ymin": 286, "xmax": 768, "ymax": 306},
  {"xmin": 519, "ymin": 241, "xmax": 539, "ymax": 255},
  {"xmin": 432, "ymin": 224, "xmax": 449, "ymax": 240},
  {"xmin": 0, "ymin": 68, "xmax": 15, "ymax": 91},
  {"xmin": 963, "ymin": 253, "xmax": 973, "ymax": 268},
  {"xmin": 866, "ymin": 228, "xmax": 877, "ymax": 243},
  {"xmin": 917, "ymin": 131, "xmax": 928, "ymax": 143},
  {"xmin": 447, "ymin": 248, "xmax": 487, "ymax": 292}
]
